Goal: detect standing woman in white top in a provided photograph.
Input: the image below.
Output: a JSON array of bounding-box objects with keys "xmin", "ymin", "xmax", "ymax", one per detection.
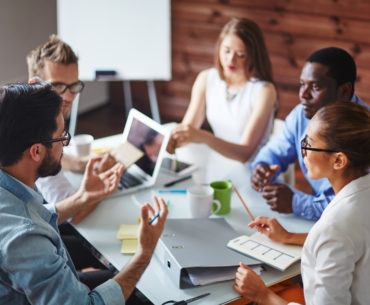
[
  {"xmin": 233, "ymin": 102, "xmax": 370, "ymax": 305},
  {"xmin": 168, "ymin": 18, "xmax": 277, "ymax": 162}
]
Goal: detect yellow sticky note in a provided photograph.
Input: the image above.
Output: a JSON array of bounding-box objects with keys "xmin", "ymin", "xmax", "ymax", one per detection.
[
  {"xmin": 91, "ymin": 147, "xmax": 114, "ymax": 152},
  {"xmin": 116, "ymin": 224, "xmax": 139, "ymax": 240},
  {"xmin": 120, "ymin": 239, "xmax": 138, "ymax": 254}
]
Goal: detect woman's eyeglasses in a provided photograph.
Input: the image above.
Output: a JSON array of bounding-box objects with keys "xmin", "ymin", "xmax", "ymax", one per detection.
[{"xmin": 300, "ymin": 135, "xmax": 337, "ymax": 158}]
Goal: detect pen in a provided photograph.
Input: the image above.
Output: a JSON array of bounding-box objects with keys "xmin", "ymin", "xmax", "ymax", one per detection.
[
  {"xmin": 163, "ymin": 175, "xmax": 192, "ymax": 187},
  {"xmin": 149, "ymin": 210, "xmax": 161, "ymax": 225},
  {"xmin": 157, "ymin": 189, "xmax": 187, "ymax": 194}
]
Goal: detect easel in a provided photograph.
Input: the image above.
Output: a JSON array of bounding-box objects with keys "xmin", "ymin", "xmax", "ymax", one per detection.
[
  {"xmin": 68, "ymin": 81, "xmax": 160, "ymax": 137},
  {"xmin": 123, "ymin": 80, "xmax": 161, "ymax": 122}
]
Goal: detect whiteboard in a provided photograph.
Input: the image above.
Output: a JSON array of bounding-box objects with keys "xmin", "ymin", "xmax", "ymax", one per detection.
[{"xmin": 57, "ymin": 0, "xmax": 171, "ymax": 81}]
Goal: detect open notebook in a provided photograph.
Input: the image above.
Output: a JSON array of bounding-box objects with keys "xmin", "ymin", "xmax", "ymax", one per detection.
[
  {"xmin": 227, "ymin": 232, "xmax": 302, "ymax": 271},
  {"xmin": 111, "ymin": 108, "xmax": 169, "ymax": 197}
]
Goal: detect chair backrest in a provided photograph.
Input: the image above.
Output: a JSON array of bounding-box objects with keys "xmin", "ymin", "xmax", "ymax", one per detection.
[
  {"xmin": 270, "ymin": 118, "xmax": 295, "ymax": 187},
  {"xmin": 271, "ymin": 118, "xmax": 285, "ymax": 138}
]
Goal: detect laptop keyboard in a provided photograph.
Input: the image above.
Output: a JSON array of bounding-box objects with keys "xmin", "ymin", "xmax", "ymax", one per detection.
[{"xmin": 119, "ymin": 171, "xmax": 143, "ymax": 189}]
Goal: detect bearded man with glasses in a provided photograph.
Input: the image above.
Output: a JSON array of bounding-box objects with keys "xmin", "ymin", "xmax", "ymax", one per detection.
[{"xmin": 0, "ymin": 82, "xmax": 167, "ymax": 305}]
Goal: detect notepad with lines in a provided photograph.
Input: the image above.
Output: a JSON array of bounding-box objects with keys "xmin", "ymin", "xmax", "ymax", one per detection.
[{"xmin": 227, "ymin": 232, "xmax": 302, "ymax": 271}]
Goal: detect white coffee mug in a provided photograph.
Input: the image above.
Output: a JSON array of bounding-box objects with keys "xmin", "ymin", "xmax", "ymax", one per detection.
[
  {"xmin": 187, "ymin": 185, "xmax": 221, "ymax": 218},
  {"xmin": 70, "ymin": 134, "xmax": 94, "ymax": 157}
]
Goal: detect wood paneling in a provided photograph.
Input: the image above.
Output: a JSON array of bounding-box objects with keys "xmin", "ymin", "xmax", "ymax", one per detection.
[
  {"xmin": 107, "ymin": 0, "xmax": 370, "ymax": 195},
  {"xmin": 132, "ymin": 0, "xmax": 370, "ymax": 122}
]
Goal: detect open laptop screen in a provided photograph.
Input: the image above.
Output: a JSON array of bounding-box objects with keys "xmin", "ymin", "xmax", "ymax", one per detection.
[{"xmin": 127, "ymin": 118, "xmax": 165, "ymax": 176}]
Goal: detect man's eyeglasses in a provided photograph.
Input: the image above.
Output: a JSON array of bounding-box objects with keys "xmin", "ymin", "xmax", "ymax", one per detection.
[
  {"xmin": 41, "ymin": 130, "xmax": 71, "ymax": 147},
  {"xmin": 300, "ymin": 135, "xmax": 337, "ymax": 158},
  {"xmin": 51, "ymin": 81, "xmax": 85, "ymax": 94}
]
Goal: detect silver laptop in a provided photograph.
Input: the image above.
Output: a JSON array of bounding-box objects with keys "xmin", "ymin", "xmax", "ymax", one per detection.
[{"xmin": 112, "ymin": 108, "xmax": 169, "ymax": 197}]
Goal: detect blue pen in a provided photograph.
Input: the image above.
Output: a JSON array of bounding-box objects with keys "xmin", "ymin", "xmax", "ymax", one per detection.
[
  {"xmin": 157, "ymin": 189, "xmax": 187, "ymax": 194},
  {"xmin": 149, "ymin": 210, "xmax": 161, "ymax": 225}
]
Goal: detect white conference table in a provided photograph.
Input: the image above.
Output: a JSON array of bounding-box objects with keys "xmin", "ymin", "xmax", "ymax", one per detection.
[{"xmin": 67, "ymin": 134, "xmax": 314, "ymax": 305}]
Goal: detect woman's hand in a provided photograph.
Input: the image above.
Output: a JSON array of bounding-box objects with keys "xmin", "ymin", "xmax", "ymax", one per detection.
[
  {"xmin": 249, "ymin": 216, "xmax": 307, "ymax": 246},
  {"xmin": 249, "ymin": 216, "xmax": 290, "ymax": 244},
  {"xmin": 171, "ymin": 124, "xmax": 205, "ymax": 147},
  {"xmin": 233, "ymin": 262, "xmax": 269, "ymax": 302},
  {"xmin": 234, "ymin": 262, "xmax": 289, "ymax": 305}
]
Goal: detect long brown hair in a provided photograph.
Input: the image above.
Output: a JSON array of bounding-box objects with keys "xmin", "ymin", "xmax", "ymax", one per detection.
[
  {"xmin": 215, "ymin": 18, "xmax": 273, "ymax": 83},
  {"xmin": 315, "ymin": 102, "xmax": 370, "ymax": 171}
]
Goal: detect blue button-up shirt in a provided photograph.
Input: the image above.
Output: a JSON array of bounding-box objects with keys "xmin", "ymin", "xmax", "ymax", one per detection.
[
  {"xmin": 0, "ymin": 169, "xmax": 125, "ymax": 305},
  {"xmin": 251, "ymin": 96, "xmax": 368, "ymax": 221}
]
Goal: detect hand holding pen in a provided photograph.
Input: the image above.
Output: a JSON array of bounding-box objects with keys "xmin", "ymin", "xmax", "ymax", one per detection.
[{"xmin": 137, "ymin": 196, "xmax": 168, "ymax": 255}]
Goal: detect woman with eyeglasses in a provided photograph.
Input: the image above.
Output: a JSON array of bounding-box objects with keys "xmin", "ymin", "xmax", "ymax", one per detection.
[{"xmin": 233, "ymin": 102, "xmax": 370, "ymax": 304}]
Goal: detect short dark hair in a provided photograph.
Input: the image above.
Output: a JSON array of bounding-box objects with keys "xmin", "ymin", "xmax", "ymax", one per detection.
[
  {"xmin": 0, "ymin": 82, "xmax": 62, "ymax": 166},
  {"xmin": 307, "ymin": 47, "xmax": 356, "ymax": 97}
]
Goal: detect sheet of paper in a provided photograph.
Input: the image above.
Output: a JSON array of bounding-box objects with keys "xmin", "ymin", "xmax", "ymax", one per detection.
[
  {"xmin": 110, "ymin": 141, "xmax": 144, "ymax": 168},
  {"xmin": 120, "ymin": 239, "xmax": 138, "ymax": 254},
  {"xmin": 116, "ymin": 224, "xmax": 140, "ymax": 240},
  {"xmin": 186, "ymin": 265, "xmax": 263, "ymax": 286},
  {"xmin": 227, "ymin": 232, "xmax": 302, "ymax": 271}
]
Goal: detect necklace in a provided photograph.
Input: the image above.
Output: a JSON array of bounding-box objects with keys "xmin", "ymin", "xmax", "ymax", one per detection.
[{"xmin": 225, "ymin": 86, "xmax": 238, "ymax": 102}]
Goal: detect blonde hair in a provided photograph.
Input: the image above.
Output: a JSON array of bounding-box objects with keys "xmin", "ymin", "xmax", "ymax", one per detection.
[
  {"xmin": 26, "ymin": 34, "xmax": 78, "ymax": 78},
  {"xmin": 215, "ymin": 18, "xmax": 273, "ymax": 82}
]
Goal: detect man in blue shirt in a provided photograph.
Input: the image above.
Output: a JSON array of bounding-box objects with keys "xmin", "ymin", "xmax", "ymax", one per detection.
[
  {"xmin": 27, "ymin": 35, "xmax": 125, "ymax": 291},
  {"xmin": 251, "ymin": 47, "xmax": 369, "ymax": 221},
  {"xmin": 0, "ymin": 82, "xmax": 168, "ymax": 304}
]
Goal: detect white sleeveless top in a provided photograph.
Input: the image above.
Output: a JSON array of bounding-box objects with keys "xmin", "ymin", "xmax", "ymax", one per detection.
[{"xmin": 205, "ymin": 68, "xmax": 275, "ymax": 159}]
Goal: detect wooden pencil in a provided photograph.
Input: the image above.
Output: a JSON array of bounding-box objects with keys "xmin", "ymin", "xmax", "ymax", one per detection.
[{"xmin": 233, "ymin": 186, "xmax": 255, "ymax": 221}]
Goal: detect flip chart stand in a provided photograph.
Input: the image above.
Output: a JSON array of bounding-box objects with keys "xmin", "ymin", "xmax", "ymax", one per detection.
[
  {"xmin": 68, "ymin": 81, "xmax": 160, "ymax": 137},
  {"xmin": 68, "ymin": 93, "xmax": 81, "ymax": 137},
  {"xmin": 123, "ymin": 80, "xmax": 161, "ymax": 123}
]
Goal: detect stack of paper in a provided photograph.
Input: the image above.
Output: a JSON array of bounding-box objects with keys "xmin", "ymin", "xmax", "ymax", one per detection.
[
  {"xmin": 116, "ymin": 223, "xmax": 140, "ymax": 254},
  {"xmin": 187, "ymin": 265, "xmax": 263, "ymax": 286}
]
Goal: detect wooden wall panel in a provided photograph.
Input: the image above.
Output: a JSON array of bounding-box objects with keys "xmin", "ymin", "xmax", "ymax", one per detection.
[{"xmin": 121, "ymin": 0, "xmax": 370, "ymax": 123}]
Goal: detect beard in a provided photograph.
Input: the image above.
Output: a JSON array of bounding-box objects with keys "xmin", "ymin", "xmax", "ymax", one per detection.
[{"xmin": 37, "ymin": 148, "xmax": 62, "ymax": 178}]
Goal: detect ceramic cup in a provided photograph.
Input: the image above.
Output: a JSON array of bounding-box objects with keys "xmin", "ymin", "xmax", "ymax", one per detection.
[
  {"xmin": 210, "ymin": 180, "xmax": 232, "ymax": 215},
  {"xmin": 187, "ymin": 185, "xmax": 221, "ymax": 218},
  {"xmin": 70, "ymin": 134, "xmax": 94, "ymax": 157}
]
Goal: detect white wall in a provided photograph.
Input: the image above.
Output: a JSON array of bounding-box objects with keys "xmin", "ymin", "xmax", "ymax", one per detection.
[{"xmin": 0, "ymin": 0, "xmax": 108, "ymax": 114}]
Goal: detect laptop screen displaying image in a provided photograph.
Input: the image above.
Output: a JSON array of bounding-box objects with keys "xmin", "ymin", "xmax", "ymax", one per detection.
[{"xmin": 127, "ymin": 118, "xmax": 165, "ymax": 176}]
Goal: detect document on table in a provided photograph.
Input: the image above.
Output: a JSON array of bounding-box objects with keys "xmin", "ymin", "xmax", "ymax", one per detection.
[
  {"xmin": 186, "ymin": 265, "xmax": 264, "ymax": 286},
  {"xmin": 110, "ymin": 141, "xmax": 144, "ymax": 168},
  {"xmin": 227, "ymin": 232, "xmax": 302, "ymax": 271}
]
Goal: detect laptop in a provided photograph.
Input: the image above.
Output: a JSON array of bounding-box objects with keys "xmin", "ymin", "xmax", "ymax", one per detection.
[{"xmin": 111, "ymin": 108, "xmax": 169, "ymax": 197}]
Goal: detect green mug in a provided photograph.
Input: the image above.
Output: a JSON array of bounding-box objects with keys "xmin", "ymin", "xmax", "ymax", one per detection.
[{"xmin": 210, "ymin": 180, "xmax": 232, "ymax": 215}]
